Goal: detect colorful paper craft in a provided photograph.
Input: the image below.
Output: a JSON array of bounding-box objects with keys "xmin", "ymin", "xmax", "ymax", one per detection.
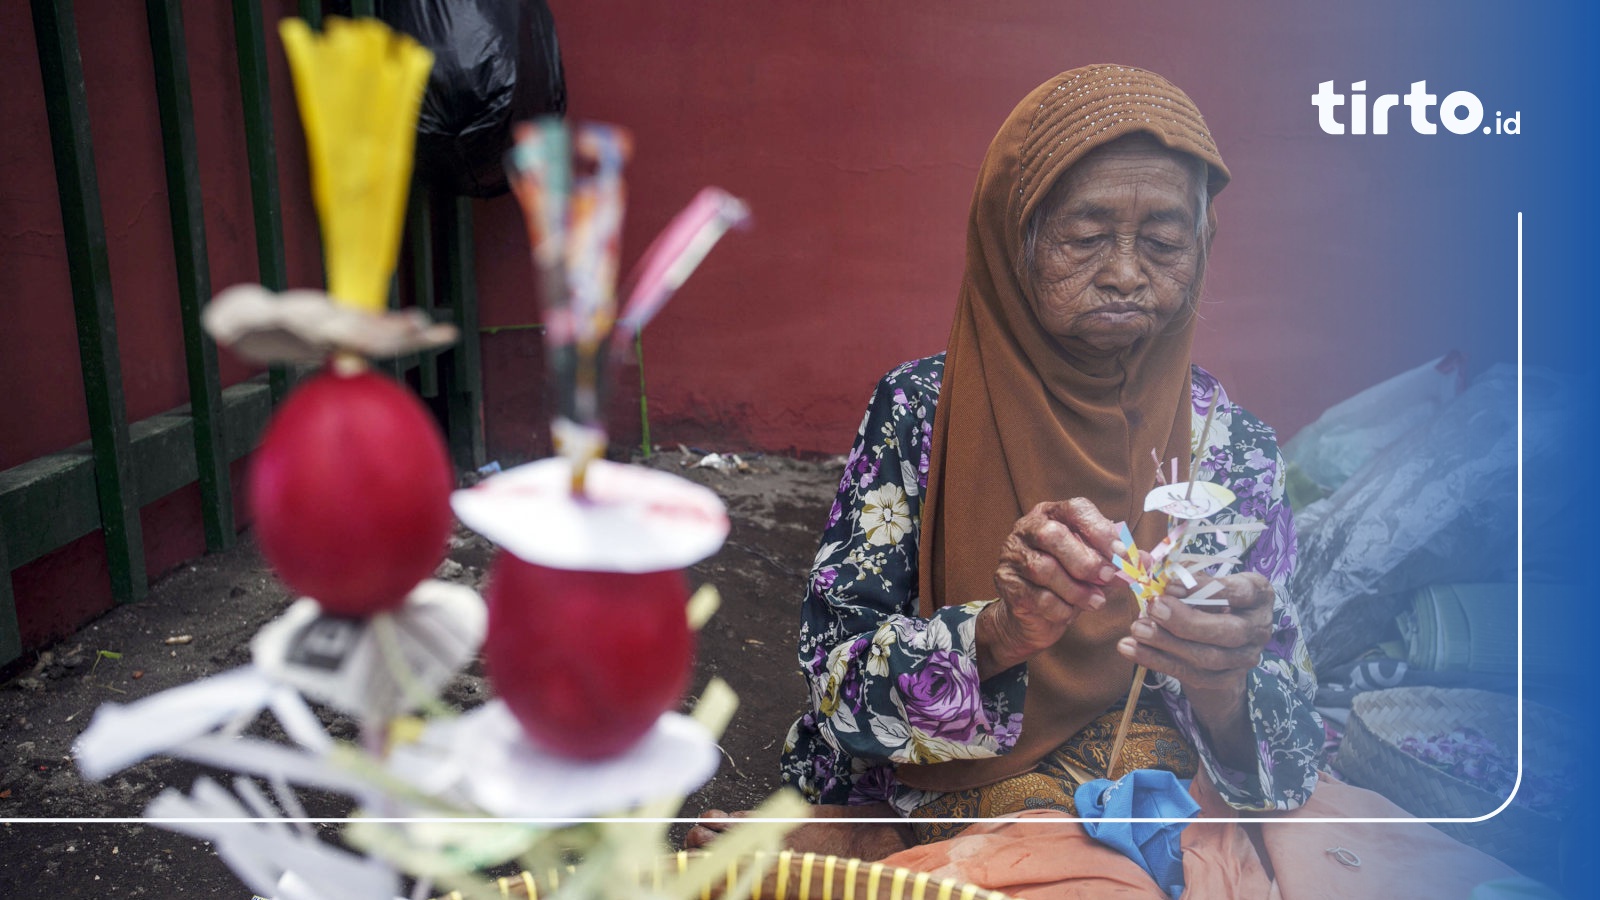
[
  {"xmin": 1104, "ymin": 461, "xmax": 1258, "ymax": 778},
  {"xmin": 505, "ymin": 118, "xmax": 749, "ymax": 493}
]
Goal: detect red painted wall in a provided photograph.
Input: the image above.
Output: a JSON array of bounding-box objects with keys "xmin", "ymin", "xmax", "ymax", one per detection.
[
  {"xmin": 477, "ymin": 1, "xmax": 1517, "ymax": 462},
  {"xmin": 2, "ymin": 0, "xmax": 320, "ymax": 650}
]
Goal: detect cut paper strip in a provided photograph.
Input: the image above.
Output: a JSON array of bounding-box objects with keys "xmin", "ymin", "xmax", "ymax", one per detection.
[
  {"xmin": 617, "ymin": 187, "xmax": 751, "ymax": 336},
  {"xmin": 386, "ymin": 701, "xmax": 719, "ymax": 818},
  {"xmin": 1188, "ymin": 522, "xmax": 1266, "ymax": 535},
  {"xmin": 280, "ymin": 18, "xmax": 432, "ymax": 314},
  {"xmin": 451, "ymin": 457, "xmax": 729, "ymax": 572},
  {"xmin": 167, "ymin": 734, "xmax": 379, "ymax": 799},
  {"xmin": 1180, "ymin": 561, "xmax": 1238, "ymax": 608},
  {"xmin": 148, "ymin": 777, "xmax": 401, "ymax": 900},
  {"xmin": 1172, "ymin": 552, "xmax": 1243, "ymax": 567},
  {"xmin": 75, "ymin": 667, "xmax": 279, "ymax": 781},
  {"xmin": 507, "ymin": 118, "xmax": 572, "ymax": 267},
  {"xmin": 78, "ymin": 682, "xmax": 379, "ymax": 801},
  {"xmin": 1144, "ymin": 481, "xmax": 1236, "ymax": 519},
  {"xmin": 251, "ymin": 580, "xmax": 485, "ymax": 720},
  {"xmin": 1169, "ymin": 564, "xmax": 1198, "ymax": 590},
  {"xmin": 564, "ymin": 123, "xmax": 632, "ymax": 346}
]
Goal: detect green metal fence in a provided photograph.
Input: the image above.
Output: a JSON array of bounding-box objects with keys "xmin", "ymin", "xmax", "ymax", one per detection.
[{"xmin": 0, "ymin": 0, "xmax": 485, "ymax": 669}]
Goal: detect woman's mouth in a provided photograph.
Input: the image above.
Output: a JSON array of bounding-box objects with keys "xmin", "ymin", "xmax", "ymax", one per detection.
[{"xmin": 1088, "ymin": 304, "xmax": 1149, "ymax": 324}]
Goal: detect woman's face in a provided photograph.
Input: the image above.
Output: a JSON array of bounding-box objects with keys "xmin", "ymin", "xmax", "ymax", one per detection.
[{"xmin": 1027, "ymin": 138, "xmax": 1207, "ymax": 354}]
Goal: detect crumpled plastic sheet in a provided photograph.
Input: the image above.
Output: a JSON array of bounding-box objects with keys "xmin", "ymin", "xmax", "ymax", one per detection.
[
  {"xmin": 1291, "ymin": 364, "xmax": 1569, "ymax": 668},
  {"xmin": 1284, "ymin": 353, "xmax": 1463, "ymax": 496}
]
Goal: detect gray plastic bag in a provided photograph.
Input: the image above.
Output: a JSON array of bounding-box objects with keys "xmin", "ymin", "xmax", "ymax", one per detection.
[{"xmin": 1292, "ymin": 364, "xmax": 1566, "ymax": 668}]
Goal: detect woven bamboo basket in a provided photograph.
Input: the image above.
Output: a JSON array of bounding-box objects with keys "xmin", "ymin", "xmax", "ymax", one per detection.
[
  {"xmin": 1337, "ymin": 687, "xmax": 1566, "ymax": 869},
  {"xmin": 435, "ymin": 852, "xmax": 1012, "ymax": 900}
]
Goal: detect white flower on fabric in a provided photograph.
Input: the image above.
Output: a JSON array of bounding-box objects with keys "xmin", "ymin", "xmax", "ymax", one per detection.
[
  {"xmin": 891, "ymin": 614, "xmax": 953, "ymax": 653},
  {"xmin": 860, "ymin": 484, "xmax": 912, "ymax": 546},
  {"xmin": 866, "ymin": 628, "xmax": 896, "ymax": 677},
  {"xmin": 813, "ymin": 540, "xmax": 843, "ymax": 570},
  {"xmin": 900, "ymin": 460, "xmax": 921, "ymax": 498},
  {"xmin": 955, "ymin": 608, "xmax": 982, "ymax": 647},
  {"xmin": 904, "ymin": 730, "xmax": 998, "ymax": 765},
  {"xmin": 869, "ymin": 715, "xmax": 910, "ymax": 751}
]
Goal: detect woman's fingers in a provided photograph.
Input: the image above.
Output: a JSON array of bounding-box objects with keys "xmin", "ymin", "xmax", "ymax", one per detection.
[
  {"xmin": 987, "ymin": 498, "xmax": 1125, "ymax": 667},
  {"xmin": 1025, "ymin": 515, "xmax": 1117, "ymax": 589},
  {"xmin": 1014, "ymin": 498, "xmax": 1120, "ymax": 589},
  {"xmin": 1165, "ymin": 572, "xmax": 1274, "ymax": 614},
  {"xmin": 1125, "ymin": 617, "xmax": 1263, "ymax": 673},
  {"xmin": 682, "ymin": 824, "xmax": 720, "ymax": 850},
  {"xmin": 1147, "ymin": 593, "xmax": 1272, "ymax": 649},
  {"xmin": 682, "ymin": 809, "xmax": 744, "ymax": 850},
  {"xmin": 1004, "ymin": 536, "xmax": 1106, "ymax": 611},
  {"xmin": 1120, "ymin": 574, "xmax": 1275, "ymax": 689},
  {"xmin": 1116, "ymin": 635, "xmax": 1250, "ymax": 692},
  {"xmin": 1049, "ymin": 497, "xmax": 1124, "ymax": 560}
]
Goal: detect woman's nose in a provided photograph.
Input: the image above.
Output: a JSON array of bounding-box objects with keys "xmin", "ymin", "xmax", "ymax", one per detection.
[{"xmin": 1095, "ymin": 237, "xmax": 1146, "ymax": 295}]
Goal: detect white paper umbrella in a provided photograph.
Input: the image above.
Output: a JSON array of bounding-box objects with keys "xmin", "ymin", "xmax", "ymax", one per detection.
[{"xmin": 450, "ymin": 457, "xmax": 729, "ymax": 572}]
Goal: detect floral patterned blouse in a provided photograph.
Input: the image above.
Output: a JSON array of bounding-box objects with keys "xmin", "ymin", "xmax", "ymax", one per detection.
[{"xmin": 778, "ymin": 354, "xmax": 1322, "ymax": 815}]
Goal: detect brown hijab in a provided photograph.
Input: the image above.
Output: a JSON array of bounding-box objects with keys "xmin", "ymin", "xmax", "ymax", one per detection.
[{"xmin": 901, "ymin": 65, "xmax": 1231, "ymax": 791}]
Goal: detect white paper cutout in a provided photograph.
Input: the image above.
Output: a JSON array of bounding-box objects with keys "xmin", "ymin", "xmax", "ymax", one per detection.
[
  {"xmin": 252, "ymin": 581, "xmax": 485, "ymax": 720},
  {"xmin": 385, "ymin": 701, "xmax": 719, "ymax": 818},
  {"xmin": 149, "ymin": 777, "xmax": 401, "ymax": 900},
  {"xmin": 451, "ymin": 457, "xmax": 729, "ymax": 572},
  {"xmin": 1143, "ymin": 481, "xmax": 1237, "ymax": 519},
  {"xmin": 76, "ymin": 666, "xmax": 282, "ymax": 780},
  {"xmin": 203, "ymin": 284, "xmax": 458, "ymax": 365}
]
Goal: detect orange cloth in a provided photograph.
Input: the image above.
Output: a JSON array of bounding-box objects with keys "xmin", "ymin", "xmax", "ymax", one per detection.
[
  {"xmin": 905, "ymin": 65, "xmax": 1232, "ymax": 793},
  {"xmin": 880, "ymin": 774, "xmax": 1519, "ymax": 899}
]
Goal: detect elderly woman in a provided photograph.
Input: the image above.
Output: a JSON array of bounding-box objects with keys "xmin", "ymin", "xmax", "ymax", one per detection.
[
  {"xmin": 773, "ymin": 65, "xmax": 1321, "ymax": 842},
  {"xmin": 692, "ymin": 66, "xmax": 1524, "ymax": 897}
]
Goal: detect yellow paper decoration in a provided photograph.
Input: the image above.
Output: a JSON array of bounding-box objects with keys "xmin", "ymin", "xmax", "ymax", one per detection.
[{"xmin": 280, "ymin": 17, "xmax": 433, "ymax": 313}]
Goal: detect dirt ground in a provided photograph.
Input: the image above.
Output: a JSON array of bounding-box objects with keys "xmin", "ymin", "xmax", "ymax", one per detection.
[{"xmin": 0, "ymin": 452, "xmax": 840, "ymax": 899}]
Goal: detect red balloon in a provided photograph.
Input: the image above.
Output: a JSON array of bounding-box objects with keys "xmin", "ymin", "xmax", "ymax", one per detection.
[
  {"xmin": 484, "ymin": 556, "xmax": 694, "ymax": 760},
  {"xmin": 248, "ymin": 368, "xmax": 454, "ymax": 617}
]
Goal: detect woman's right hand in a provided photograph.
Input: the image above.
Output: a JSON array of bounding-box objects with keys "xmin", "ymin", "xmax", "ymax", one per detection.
[{"xmin": 977, "ymin": 498, "xmax": 1122, "ymax": 678}]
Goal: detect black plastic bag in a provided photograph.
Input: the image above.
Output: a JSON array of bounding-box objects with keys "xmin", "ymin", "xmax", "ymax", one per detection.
[{"xmin": 377, "ymin": 0, "xmax": 567, "ymax": 197}]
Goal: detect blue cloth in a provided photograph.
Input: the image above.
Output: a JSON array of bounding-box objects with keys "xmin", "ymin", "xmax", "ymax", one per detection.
[{"xmin": 1073, "ymin": 770, "xmax": 1201, "ymax": 899}]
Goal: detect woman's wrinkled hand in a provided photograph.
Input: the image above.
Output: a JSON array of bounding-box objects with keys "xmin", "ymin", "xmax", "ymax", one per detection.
[
  {"xmin": 1118, "ymin": 572, "xmax": 1275, "ymax": 694},
  {"xmin": 978, "ymin": 498, "xmax": 1122, "ymax": 678}
]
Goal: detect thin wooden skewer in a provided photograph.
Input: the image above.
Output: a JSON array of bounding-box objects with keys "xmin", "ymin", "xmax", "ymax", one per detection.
[
  {"xmin": 1184, "ymin": 396, "xmax": 1220, "ymax": 502},
  {"xmin": 1108, "ymin": 399, "xmax": 1225, "ymax": 779},
  {"xmin": 1104, "ymin": 665, "xmax": 1146, "ymax": 779}
]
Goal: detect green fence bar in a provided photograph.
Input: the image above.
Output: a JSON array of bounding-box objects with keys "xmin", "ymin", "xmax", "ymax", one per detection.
[
  {"xmin": 443, "ymin": 197, "xmax": 485, "ymax": 470},
  {"xmin": 30, "ymin": 0, "xmax": 149, "ymax": 604},
  {"xmin": 350, "ymin": 0, "xmax": 375, "ymax": 18},
  {"xmin": 298, "ymin": 0, "xmax": 322, "ymax": 30},
  {"xmin": 0, "ymin": 520, "xmax": 20, "ymax": 668},
  {"xmin": 147, "ymin": 0, "xmax": 234, "ymax": 551},
  {"xmin": 636, "ymin": 332, "xmax": 652, "ymax": 458},
  {"xmin": 231, "ymin": 0, "xmax": 292, "ymax": 403},
  {"xmin": 0, "ymin": 382, "xmax": 272, "ymax": 574},
  {"xmin": 411, "ymin": 184, "xmax": 440, "ymax": 398}
]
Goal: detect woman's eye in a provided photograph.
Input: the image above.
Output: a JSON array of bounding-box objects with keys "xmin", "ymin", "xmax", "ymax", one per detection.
[
  {"xmin": 1141, "ymin": 237, "xmax": 1183, "ymax": 254},
  {"xmin": 1068, "ymin": 236, "xmax": 1104, "ymax": 249}
]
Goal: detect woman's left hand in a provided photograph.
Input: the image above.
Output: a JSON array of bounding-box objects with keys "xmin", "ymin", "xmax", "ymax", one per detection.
[
  {"xmin": 1117, "ymin": 572, "xmax": 1275, "ymax": 769},
  {"xmin": 1116, "ymin": 572, "xmax": 1275, "ymax": 695}
]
